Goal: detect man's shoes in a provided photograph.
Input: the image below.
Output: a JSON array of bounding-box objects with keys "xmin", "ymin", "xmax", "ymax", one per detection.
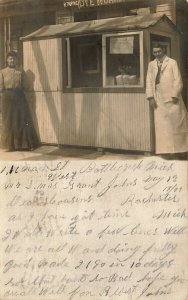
[
  {"xmin": 159, "ymin": 154, "xmax": 175, "ymax": 160},
  {"xmin": 175, "ymin": 153, "xmax": 187, "ymax": 160},
  {"xmin": 160, "ymin": 153, "xmax": 187, "ymax": 160}
]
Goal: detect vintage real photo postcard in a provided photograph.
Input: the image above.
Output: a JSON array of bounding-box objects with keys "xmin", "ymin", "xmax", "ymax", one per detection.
[{"xmin": 0, "ymin": 1, "xmax": 187, "ymax": 299}]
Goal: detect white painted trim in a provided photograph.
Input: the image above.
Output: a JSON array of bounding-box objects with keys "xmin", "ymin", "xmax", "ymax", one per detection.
[
  {"xmin": 66, "ymin": 37, "xmax": 72, "ymax": 88},
  {"xmin": 4, "ymin": 18, "xmax": 7, "ymax": 61},
  {"xmin": 8, "ymin": 17, "xmax": 11, "ymax": 51},
  {"xmin": 103, "ymin": 31, "xmax": 143, "ymax": 38},
  {"xmin": 149, "ymin": 29, "xmax": 175, "ymax": 39},
  {"xmin": 139, "ymin": 31, "xmax": 144, "ymax": 87},
  {"xmin": 102, "ymin": 31, "xmax": 144, "ymax": 88},
  {"xmin": 57, "ymin": 38, "xmax": 63, "ymax": 90},
  {"xmin": 102, "ymin": 35, "xmax": 106, "ymax": 87}
]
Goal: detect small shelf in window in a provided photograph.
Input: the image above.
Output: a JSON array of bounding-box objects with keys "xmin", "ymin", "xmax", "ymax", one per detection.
[{"xmin": 103, "ymin": 32, "xmax": 144, "ymax": 89}]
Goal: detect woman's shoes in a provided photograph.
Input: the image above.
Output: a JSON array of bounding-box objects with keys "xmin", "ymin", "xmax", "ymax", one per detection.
[
  {"xmin": 6, "ymin": 147, "xmax": 34, "ymax": 152},
  {"xmin": 6, "ymin": 148, "xmax": 15, "ymax": 152}
]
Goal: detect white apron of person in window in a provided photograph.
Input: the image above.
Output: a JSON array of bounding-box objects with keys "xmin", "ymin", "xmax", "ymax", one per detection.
[{"xmin": 146, "ymin": 43, "xmax": 188, "ymax": 156}]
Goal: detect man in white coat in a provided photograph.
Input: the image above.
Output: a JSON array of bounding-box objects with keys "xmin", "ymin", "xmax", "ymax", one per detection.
[{"xmin": 146, "ymin": 42, "xmax": 188, "ymax": 157}]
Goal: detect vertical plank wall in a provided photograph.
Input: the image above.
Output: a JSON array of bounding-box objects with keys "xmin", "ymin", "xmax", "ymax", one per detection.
[
  {"xmin": 60, "ymin": 93, "xmax": 151, "ymax": 151},
  {"xmin": 23, "ymin": 38, "xmax": 152, "ymax": 151},
  {"xmin": 156, "ymin": 0, "xmax": 176, "ymax": 23},
  {"xmin": 23, "ymin": 39, "xmax": 63, "ymax": 144},
  {"xmin": 0, "ymin": 19, "xmax": 5, "ymax": 69}
]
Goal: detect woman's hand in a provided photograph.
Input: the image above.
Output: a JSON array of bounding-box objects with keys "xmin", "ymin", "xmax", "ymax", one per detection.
[
  {"xmin": 148, "ymin": 97, "xmax": 158, "ymax": 109},
  {"xmin": 172, "ymin": 97, "xmax": 178, "ymax": 104}
]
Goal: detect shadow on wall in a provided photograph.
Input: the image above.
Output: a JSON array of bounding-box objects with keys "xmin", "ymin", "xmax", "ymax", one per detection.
[
  {"xmin": 101, "ymin": 95, "xmax": 132, "ymax": 149},
  {"xmin": 60, "ymin": 93, "xmax": 76, "ymax": 145},
  {"xmin": 60, "ymin": 92, "xmax": 102, "ymax": 147},
  {"xmin": 28, "ymin": 39, "xmax": 103, "ymax": 147},
  {"xmin": 23, "ymin": 69, "xmax": 41, "ymax": 142},
  {"xmin": 30, "ymin": 41, "xmax": 61, "ymax": 144},
  {"xmin": 77, "ymin": 92, "xmax": 102, "ymax": 146}
]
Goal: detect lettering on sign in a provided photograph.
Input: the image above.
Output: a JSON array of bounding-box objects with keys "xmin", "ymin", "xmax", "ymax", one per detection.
[{"xmin": 63, "ymin": 0, "xmax": 125, "ymax": 9}]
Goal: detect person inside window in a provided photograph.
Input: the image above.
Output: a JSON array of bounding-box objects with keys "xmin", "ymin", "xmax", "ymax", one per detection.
[
  {"xmin": 115, "ymin": 63, "xmax": 138, "ymax": 85},
  {"xmin": 0, "ymin": 51, "xmax": 39, "ymax": 152}
]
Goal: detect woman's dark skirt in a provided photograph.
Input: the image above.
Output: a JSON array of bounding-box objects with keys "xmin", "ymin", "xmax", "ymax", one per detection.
[{"xmin": 1, "ymin": 89, "xmax": 39, "ymax": 151}]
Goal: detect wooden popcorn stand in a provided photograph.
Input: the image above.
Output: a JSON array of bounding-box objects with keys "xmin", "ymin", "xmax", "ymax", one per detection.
[{"xmin": 21, "ymin": 14, "xmax": 180, "ymax": 153}]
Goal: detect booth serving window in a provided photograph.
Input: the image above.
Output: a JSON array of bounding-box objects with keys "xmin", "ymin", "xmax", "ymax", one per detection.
[
  {"xmin": 103, "ymin": 33, "xmax": 143, "ymax": 87},
  {"xmin": 66, "ymin": 31, "xmax": 143, "ymax": 89}
]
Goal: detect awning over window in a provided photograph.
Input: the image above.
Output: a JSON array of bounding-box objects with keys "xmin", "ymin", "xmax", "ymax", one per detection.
[{"xmin": 21, "ymin": 13, "xmax": 176, "ymax": 41}]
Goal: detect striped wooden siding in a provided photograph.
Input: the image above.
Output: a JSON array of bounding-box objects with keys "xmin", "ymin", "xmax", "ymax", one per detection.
[
  {"xmin": 156, "ymin": 2, "xmax": 176, "ymax": 23},
  {"xmin": 23, "ymin": 39, "xmax": 152, "ymax": 151},
  {"xmin": 35, "ymin": 91, "xmax": 62, "ymax": 144},
  {"xmin": 60, "ymin": 92, "xmax": 151, "ymax": 151},
  {"xmin": 0, "ymin": 20, "xmax": 5, "ymax": 69},
  {"xmin": 26, "ymin": 91, "xmax": 152, "ymax": 151},
  {"xmin": 23, "ymin": 39, "xmax": 62, "ymax": 91}
]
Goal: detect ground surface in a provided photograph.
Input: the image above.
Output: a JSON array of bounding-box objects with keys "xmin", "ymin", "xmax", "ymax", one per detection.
[{"xmin": 0, "ymin": 145, "xmax": 146, "ymax": 161}]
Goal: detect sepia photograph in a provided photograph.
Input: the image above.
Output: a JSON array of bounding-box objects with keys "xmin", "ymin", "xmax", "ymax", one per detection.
[
  {"xmin": 0, "ymin": 0, "xmax": 187, "ymax": 160},
  {"xmin": 0, "ymin": 1, "xmax": 187, "ymax": 299}
]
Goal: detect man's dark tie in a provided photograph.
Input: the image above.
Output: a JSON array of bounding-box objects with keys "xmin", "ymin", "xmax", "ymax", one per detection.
[{"xmin": 155, "ymin": 62, "xmax": 162, "ymax": 85}]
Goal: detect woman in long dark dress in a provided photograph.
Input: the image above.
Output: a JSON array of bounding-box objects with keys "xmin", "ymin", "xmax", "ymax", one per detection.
[{"xmin": 0, "ymin": 51, "xmax": 39, "ymax": 151}]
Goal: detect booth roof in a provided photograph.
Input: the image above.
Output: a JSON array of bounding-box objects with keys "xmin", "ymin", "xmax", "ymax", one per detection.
[{"xmin": 21, "ymin": 13, "xmax": 176, "ymax": 40}]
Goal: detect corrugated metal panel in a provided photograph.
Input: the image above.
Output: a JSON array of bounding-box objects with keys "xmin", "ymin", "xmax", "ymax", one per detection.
[
  {"xmin": 0, "ymin": 20, "xmax": 5, "ymax": 69},
  {"xmin": 60, "ymin": 92, "xmax": 151, "ymax": 151},
  {"xmin": 23, "ymin": 37, "xmax": 152, "ymax": 151},
  {"xmin": 23, "ymin": 38, "xmax": 62, "ymax": 92},
  {"xmin": 156, "ymin": 3, "xmax": 176, "ymax": 22},
  {"xmin": 26, "ymin": 91, "xmax": 152, "ymax": 151},
  {"xmin": 25, "ymin": 91, "xmax": 62, "ymax": 144},
  {"xmin": 21, "ymin": 13, "xmax": 175, "ymax": 40}
]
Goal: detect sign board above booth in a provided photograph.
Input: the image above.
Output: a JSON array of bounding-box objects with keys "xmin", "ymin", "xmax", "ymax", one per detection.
[{"xmin": 63, "ymin": 0, "xmax": 126, "ymax": 8}]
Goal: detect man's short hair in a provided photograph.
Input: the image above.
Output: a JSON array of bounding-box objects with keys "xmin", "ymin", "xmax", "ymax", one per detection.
[{"xmin": 152, "ymin": 42, "xmax": 165, "ymax": 51}]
